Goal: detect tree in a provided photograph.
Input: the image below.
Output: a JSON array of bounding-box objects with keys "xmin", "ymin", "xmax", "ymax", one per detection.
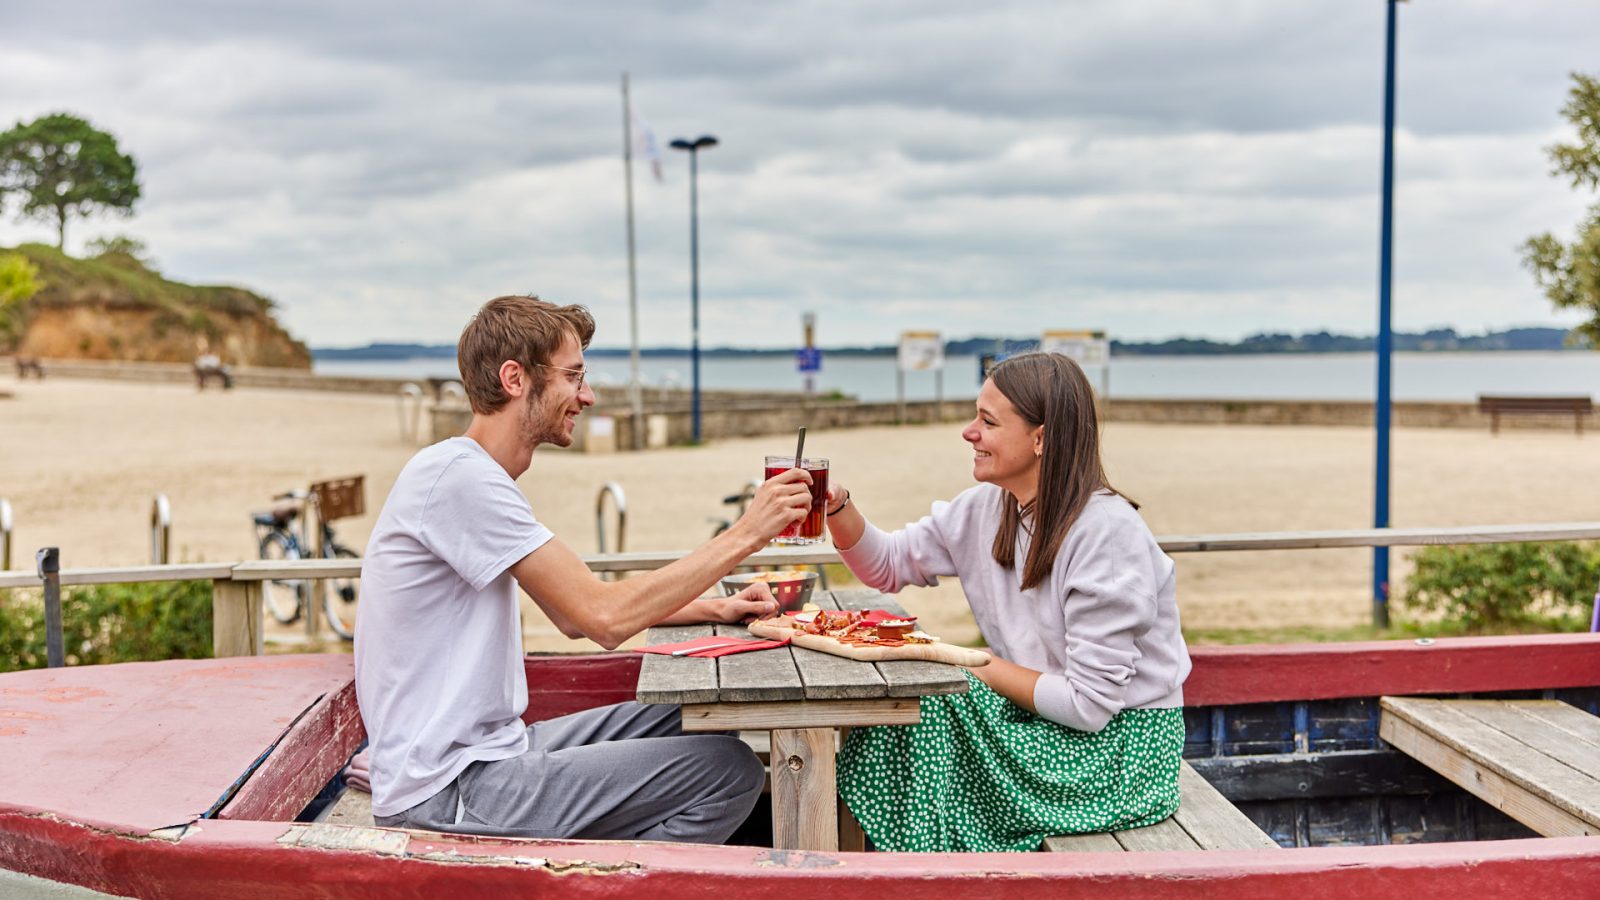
[
  {"xmin": 0, "ymin": 252, "xmax": 42, "ymax": 348},
  {"xmin": 0, "ymin": 113, "xmax": 140, "ymax": 251},
  {"xmin": 1523, "ymin": 73, "xmax": 1600, "ymax": 346}
]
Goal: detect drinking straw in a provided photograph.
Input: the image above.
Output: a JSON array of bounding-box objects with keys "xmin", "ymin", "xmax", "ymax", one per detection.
[{"xmin": 793, "ymin": 425, "xmax": 807, "ymax": 470}]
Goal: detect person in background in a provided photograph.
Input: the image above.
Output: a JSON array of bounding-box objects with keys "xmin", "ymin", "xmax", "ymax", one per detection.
[
  {"xmin": 355, "ymin": 294, "xmax": 814, "ymax": 843},
  {"xmin": 825, "ymin": 351, "xmax": 1191, "ymax": 852}
]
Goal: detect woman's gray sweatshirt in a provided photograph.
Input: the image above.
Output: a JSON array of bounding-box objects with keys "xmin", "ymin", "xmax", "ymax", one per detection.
[{"xmin": 838, "ymin": 484, "xmax": 1190, "ymax": 732}]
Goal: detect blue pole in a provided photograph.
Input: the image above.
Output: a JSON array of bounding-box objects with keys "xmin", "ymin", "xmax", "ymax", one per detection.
[
  {"xmin": 689, "ymin": 148, "xmax": 702, "ymax": 444},
  {"xmin": 1373, "ymin": 0, "xmax": 1398, "ymax": 628}
]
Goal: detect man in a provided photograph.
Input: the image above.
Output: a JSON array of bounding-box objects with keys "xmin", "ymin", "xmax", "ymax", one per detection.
[{"xmin": 355, "ymin": 295, "xmax": 813, "ymax": 842}]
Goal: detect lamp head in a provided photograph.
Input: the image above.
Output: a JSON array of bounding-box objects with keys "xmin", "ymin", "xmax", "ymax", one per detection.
[{"xmin": 670, "ymin": 136, "xmax": 720, "ymax": 152}]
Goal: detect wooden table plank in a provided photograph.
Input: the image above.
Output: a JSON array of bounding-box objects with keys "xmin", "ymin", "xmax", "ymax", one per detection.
[
  {"xmin": 1493, "ymin": 699, "xmax": 1600, "ymax": 757},
  {"xmin": 680, "ymin": 698, "xmax": 921, "ymax": 731},
  {"xmin": 786, "ymin": 592, "xmax": 888, "ymax": 700},
  {"xmin": 637, "ymin": 624, "xmax": 718, "ymax": 705},
  {"xmin": 713, "ymin": 622, "xmax": 805, "ymax": 702},
  {"xmin": 831, "ymin": 589, "xmax": 971, "ymax": 698},
  {"xmin": 1380, "ymin": 697, "xmax": 1600, "ymax": 836}
]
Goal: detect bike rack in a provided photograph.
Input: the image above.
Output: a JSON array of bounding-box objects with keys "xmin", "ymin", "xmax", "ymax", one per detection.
[
  {"xmin": 397, "ymin": 382, "xmax": 424, "ymax": 443},
  {"xmin": 150, "ymin": 494, "xmax": 171, "ymax": 565},
  {"xmin": 598, "ymin": 480, "xmax": 627, "ymax": 557},
  {"xmin": 0, "ymin": 497, "xmax": 12, "ymax": 571}
]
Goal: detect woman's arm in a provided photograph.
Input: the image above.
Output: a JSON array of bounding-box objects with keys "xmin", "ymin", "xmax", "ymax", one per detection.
[
  {"xmin": 824, "ymin": 481, "xmax": 971, "ymax": 593},
  {"xmin": 966, "ymin": 652, "xmax": 1042, "ymax": 713}
]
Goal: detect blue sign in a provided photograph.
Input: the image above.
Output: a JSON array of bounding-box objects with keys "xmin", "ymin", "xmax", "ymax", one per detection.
[{"xmin": 795, "ymin": 347, "xmax": 822, "ymax": 373}]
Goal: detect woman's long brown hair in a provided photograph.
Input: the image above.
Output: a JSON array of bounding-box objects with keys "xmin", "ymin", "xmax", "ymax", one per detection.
[{"xmin": 989, "ymin": 352, "xmax": 1137, "ymax": 591}]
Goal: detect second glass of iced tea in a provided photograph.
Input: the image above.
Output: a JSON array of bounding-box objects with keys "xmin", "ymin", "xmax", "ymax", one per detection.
[{"xmin": 764, "ymin": 455, "xmax": 829, "ymax": 544}]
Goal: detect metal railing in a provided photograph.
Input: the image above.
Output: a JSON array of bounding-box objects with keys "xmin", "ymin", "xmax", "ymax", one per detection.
[
  {"xmin": 2, "ymin": 522, "xmax": 1599, "ymax": 662},
  {"xmin": 150, "ymin": 494, "xmax": 171, "ymax": 565}
]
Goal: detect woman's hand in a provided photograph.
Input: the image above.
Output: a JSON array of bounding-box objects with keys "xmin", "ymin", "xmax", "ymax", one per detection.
[
  {"xmin": 734, "ymin": 468, "xmax": 813, "ymax": 547},
  {"xmin": 825, "ymin": 482, "xmax": 849, "ymax": 514}
]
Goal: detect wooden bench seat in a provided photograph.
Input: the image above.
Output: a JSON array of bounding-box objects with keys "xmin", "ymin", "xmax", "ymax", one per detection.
[
  {"xmin": 1042, "ymin": 761, "xmax": 1279, "ymax": 852},
  {"xmin": 1477, "ymin": 395, "xmax": 1593, "ymax": 435},
  {"xmin": 1379, "ymin": 697, "xmax": 1600, "ymax": 837}
]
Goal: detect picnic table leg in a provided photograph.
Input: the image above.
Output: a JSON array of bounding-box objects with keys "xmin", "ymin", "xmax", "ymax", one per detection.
[{"xmin": 770, "ymin": 727, "xmax": 839, "ymax": 851}]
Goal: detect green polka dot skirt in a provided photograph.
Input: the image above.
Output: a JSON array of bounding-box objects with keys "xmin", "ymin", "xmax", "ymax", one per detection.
[{"xmin": 838, "ymin": 671, "xmax": 1184, "ymax": 852}]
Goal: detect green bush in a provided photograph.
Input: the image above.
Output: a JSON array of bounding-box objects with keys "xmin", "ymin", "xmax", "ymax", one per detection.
[
  {"xmin": 0, "ymin": 580, "xmax": 213, "ymax": 672},
  {"xmin": 1399, "ymin": 541, "xmax": 1600, "ymax": 633}
]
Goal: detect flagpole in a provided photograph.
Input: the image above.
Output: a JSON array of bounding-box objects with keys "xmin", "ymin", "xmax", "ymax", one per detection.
[{"xmin": 621, "ymin": 72, "xmax": 645, "ymax": 451}]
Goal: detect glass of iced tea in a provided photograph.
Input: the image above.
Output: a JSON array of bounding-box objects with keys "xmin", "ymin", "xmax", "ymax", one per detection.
[{"xmin": 764, "ymin": 455, "xmax": 829, "ymax": 545}]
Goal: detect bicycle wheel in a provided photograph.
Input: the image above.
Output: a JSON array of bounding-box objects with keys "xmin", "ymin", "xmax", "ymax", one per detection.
[
  {"xmin": 323, "ymin": 545, "xmax": 361, "ymax": 641},
  {"xmin": 259, "ymin": 531, "xmax": 307, "ymax": 624}
]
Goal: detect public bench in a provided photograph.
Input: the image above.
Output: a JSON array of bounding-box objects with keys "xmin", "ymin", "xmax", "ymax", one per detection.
[
  {"xmin": 1477, "ymin": 395, "xmax": 1593, "ymax": 435},
  {"xmin": 1379, "ymin": 697, "xmax": 1600, "ymax": 837},
  {"xmin": 1042, "ymin": 761, "xmax": 1280, "ymax": 852}
]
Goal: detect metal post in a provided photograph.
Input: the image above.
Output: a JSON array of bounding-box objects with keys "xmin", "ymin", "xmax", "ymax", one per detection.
[
  {"xmin": 0, "ymin": 497, "xmax": 12, "ymax": 570},
  {"xmin": 37, "ymin": 547, "xmax": 63, "ymax": 668},
  {"xmin": 896, "ymin": 370, "xmax": 905, "ymax": 424},
  {"xmin": 595, "ymin": 482, "xmax": 628, "ymax": 554},
  {"xmin": 935, "ymin": 369, "xmax": 944, "ymax": 422},
  {"xmin": 622, "ymin": 73, "xmax": 645, "ymax": 451},
  {"xmin": 688, "ymin": 147, "xmax": 702, "ymax": 444},
  {"xmin": 150, "ymin": 493, "xmax": 171, "ymax": 565},
  {"xmin": 1372, "ymin": 0, "xmax": 1399, "ymax": 629}
]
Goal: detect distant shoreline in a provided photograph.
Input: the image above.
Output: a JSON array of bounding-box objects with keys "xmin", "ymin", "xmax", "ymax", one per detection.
[{"xmin": 314, "ymin": 326, "xmax": 1589, "ymax": 361}]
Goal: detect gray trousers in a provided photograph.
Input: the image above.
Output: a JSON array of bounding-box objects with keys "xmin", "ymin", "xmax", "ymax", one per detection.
[{"xmin": 374, "ymin": 702, "xmax": 765, "ymax": 844}]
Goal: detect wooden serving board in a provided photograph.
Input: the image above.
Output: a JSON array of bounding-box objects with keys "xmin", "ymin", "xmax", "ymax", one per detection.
[{"xmin": 748, "ymin": 617, "xmax": 990, "ymax": 667}]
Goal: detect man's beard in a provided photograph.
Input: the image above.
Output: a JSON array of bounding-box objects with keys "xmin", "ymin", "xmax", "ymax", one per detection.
[{"xmin": 521, "ymin": 389, "xmax": 572, "ymax": 448}]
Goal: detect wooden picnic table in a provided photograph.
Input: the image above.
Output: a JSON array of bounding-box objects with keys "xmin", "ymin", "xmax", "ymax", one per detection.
[{"xmin": 638, "ymin": 587, "xmax": 970, "ymax": 851}]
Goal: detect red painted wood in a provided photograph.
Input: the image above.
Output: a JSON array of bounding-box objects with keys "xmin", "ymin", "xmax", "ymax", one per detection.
[
  {"xmin": 1185, "ymin": 632, "xmax": 1600, "ymax": 706},
  {"xmin": 217, "ymin": 679, "xmax": 366, "ymax": 822},
  {"xmin": 0, "ymin": 654, "xmax": 354, "ymax": 834},
  {"xmin": 2, "ymin": 812, "xmax": 1600, "ymax": 898},
  {"xmin": 521, "ymin": 652, "xmax": 641, "ymax": 723}
]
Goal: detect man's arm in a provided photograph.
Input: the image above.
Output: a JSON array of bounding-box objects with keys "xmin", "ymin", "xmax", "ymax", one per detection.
[{"xmin": 511, "ymin": 468, "xmax": 812, "ymax": 649}]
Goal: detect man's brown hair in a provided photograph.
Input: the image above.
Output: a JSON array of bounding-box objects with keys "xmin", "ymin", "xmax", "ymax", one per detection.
[{"xmin": 457, "ymin": 295, "xmax": 596, "ymax": 414}]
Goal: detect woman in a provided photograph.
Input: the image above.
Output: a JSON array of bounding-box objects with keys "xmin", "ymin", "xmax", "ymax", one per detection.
[{"xmin": 826, "ymin": 352, "xmax": 1190, "ymax": 852}]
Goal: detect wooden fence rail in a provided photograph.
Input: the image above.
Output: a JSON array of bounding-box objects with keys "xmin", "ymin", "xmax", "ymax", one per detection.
[{"xmin": 2, "ymin": 523, "xmax": 1599, "ymax": 658}]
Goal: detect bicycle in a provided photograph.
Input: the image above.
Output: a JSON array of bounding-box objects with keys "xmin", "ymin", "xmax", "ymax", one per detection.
[{"xmin": 251, "ymin": 476, "xmax": 364, "ymax": 640}]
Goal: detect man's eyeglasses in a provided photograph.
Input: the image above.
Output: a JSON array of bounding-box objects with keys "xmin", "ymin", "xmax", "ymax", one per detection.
[{"xmin": 533, "ymin": 363, "xmax": 588, "ymax": 387}]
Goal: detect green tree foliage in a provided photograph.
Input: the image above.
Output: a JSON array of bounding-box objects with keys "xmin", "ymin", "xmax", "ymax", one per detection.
[
  {"xmin": 83, "ymin": 233, "xmax": 156, "ymax": 270},
  {"xmin": 0, "ymin": 580, "xmax": 214, "ymax": 672},
  {"xmin": 0, "ymin": 251, "xmax": 41, "ymax": 347},
  {"xmin": 1523, "ymin": 73, "xmax": 1600, "ymax": 345},
  {"xmin": 1399, "ymin": 541, "xmax": 1600, "ymax": 633},
  {"xmin": 0, "ymin": 113, "xmax": 141, "ymax": 251}
]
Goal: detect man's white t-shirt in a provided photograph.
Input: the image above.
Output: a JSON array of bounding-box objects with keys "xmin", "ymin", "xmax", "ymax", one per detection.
[{"xmin": 354, "ymin": 437, "xmax": 554, "ymax": 817}]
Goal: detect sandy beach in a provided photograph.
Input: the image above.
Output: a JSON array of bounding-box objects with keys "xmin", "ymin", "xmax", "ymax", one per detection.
[{"xmin": 3, "ymin": 377, "xmax": 1597, "ymax": 651}]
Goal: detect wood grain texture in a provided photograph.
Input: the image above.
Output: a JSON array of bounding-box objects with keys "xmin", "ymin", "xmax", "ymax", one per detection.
[
  {"xmin": 746, "ymin": 618, "xmax": 992, "ymax": 667},
  {"xmin": 211, "ymin": 579, "xmax": 263, "ymax": 657},
  {"xmin": 1113, "ymin": 815, "xmax": 1199, "ymax": 851},
  {"xmin": 713, "ymin": 622, "xmax": 805, "ymax": 702},
  {"xmin": 679, "ymin": 698, "xmax": 921, "ymax": 731},
  {"xmin": 1171, "ymin": 762, "xmax": 1281, "ymax": 850},
  {"xmin": 637, "ymin": 624, "xmax": 718, "ymax": 705},
  {"xmin": 217, "ymin": 680, "xmax": 366, "ymax": 822},
  {"xmin": 1380, "ymin": 697, "xmax": 1600, "ymax": 837},
  {"xmin": 770, "ymin": 728, "xmax": 839, "ymax": 851},
  {"xmin": 1041, "ymin": 831, "xmax": 1125, "ymax": 852}
]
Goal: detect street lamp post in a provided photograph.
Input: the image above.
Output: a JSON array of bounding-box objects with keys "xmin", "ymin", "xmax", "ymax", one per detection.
[{"xmin": 669, "ymin": 134, "xmax": 718, "ymax": 444}]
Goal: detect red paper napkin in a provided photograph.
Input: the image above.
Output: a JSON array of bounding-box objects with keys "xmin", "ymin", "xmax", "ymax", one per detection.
[{"xmin": 637, "ymin": 636, "xmax": 792, "ymax": 658}]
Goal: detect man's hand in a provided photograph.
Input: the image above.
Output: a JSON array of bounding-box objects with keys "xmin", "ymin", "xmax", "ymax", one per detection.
[
  {"xmin": 657, "ymin": 582, "xmax": 781, "ymax": 626},
  {"xmin": 734, "ymin": 467, "xmax": 813, "ymax": 543}
]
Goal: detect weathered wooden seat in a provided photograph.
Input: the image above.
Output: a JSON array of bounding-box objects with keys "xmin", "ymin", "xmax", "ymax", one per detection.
[
  {"xmin": 1477, "ymin": 395, "xmax": 1593, "ymax": 435},
  {"xmin": 1042, "ymin": 761, "xmax": 1280, "ymax": 852},
  {"xmin": 1379, "ymin": 697, "xmax": 1600, "ymax": 837}
]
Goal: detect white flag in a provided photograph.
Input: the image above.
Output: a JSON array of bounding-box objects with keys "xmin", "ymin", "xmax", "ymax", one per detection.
[{"xmin": 632, "ymin": 110, "xmax": 663, "ymax": 181}]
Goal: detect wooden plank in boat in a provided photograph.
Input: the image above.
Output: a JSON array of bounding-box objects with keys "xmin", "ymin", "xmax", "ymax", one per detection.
[
  {"xmin": 1040, "ymin": 831, "xmax": 1124, "ymax": 852},
  {"xmin": 1171, "ymin": 762, "xmax": 1281, "ymax": 850},
  {"xmin": 832, "ymin": 589, "xmax": 969, "ymax": 698},
  {"xmin": 637, "ymin": 624, "xmax": 718, "ymax": 705},
  {"xmin": 1380, "ymin": 696, "xmax": 1600, "ymax": 837},
  {"xmin": 1112, "ymin": 814, "xmax": 1200, "ymax": 851}
]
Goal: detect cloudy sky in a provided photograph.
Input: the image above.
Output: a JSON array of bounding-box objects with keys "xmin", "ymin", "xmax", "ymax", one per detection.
[{"xmin": 2, "ymin": 1, "xmax": 1598, "ymax": 349}]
